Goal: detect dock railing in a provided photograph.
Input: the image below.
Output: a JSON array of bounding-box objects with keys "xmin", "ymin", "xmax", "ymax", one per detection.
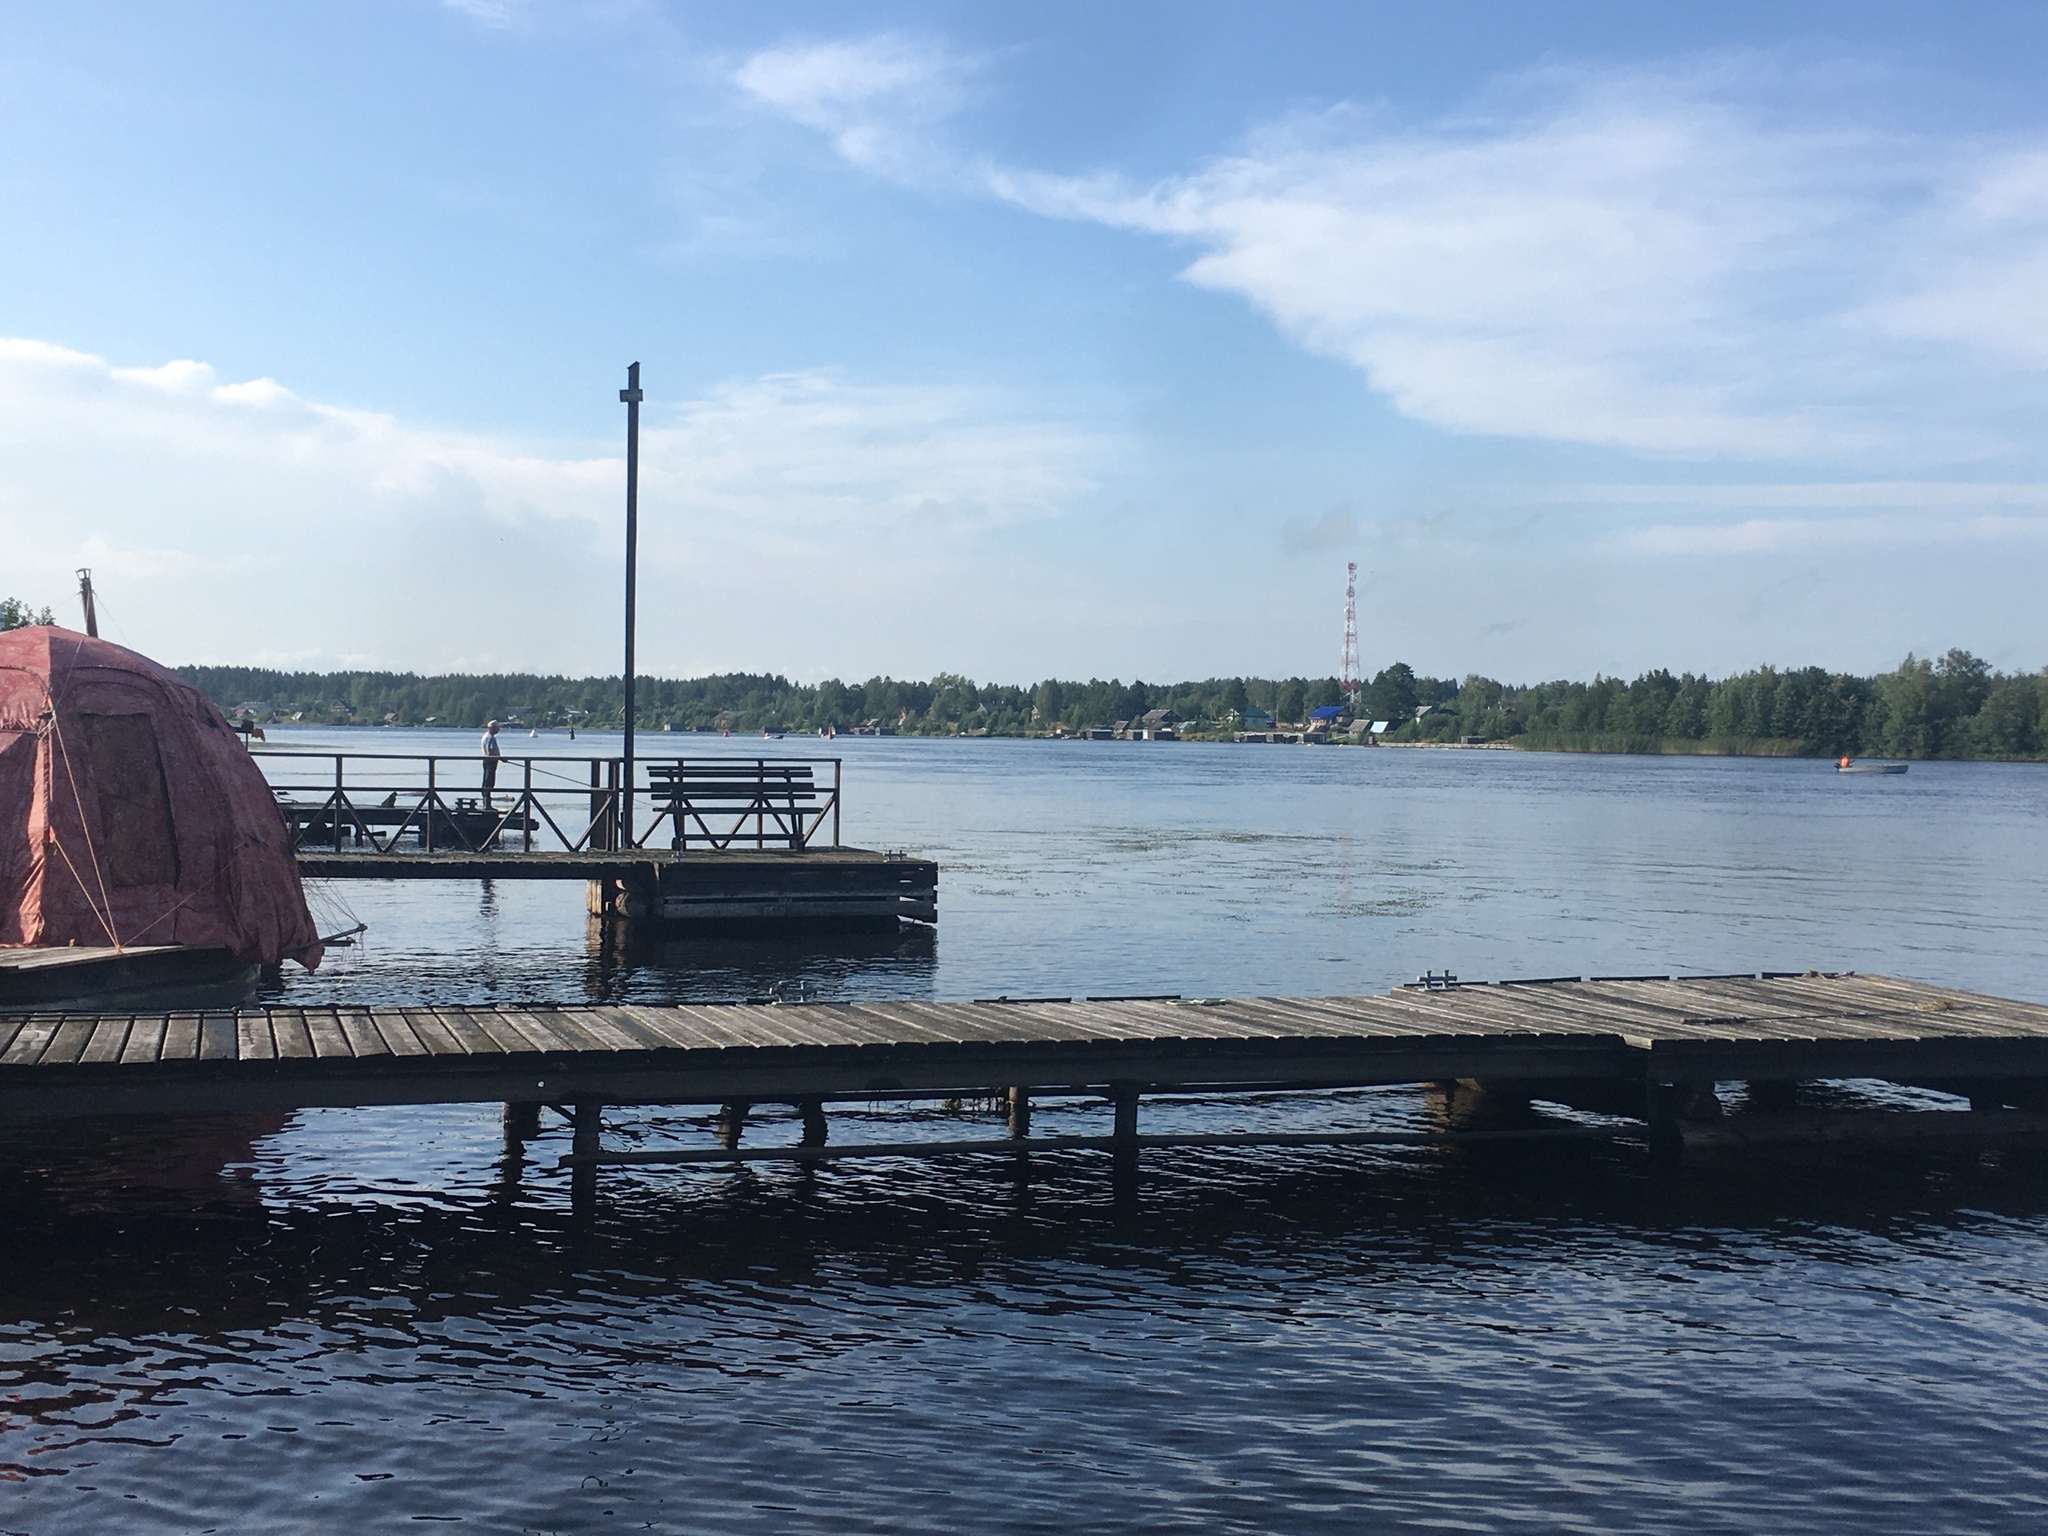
[{"xmin": 251, "ymin": 750, "xmax": 844, "ymax": 855}]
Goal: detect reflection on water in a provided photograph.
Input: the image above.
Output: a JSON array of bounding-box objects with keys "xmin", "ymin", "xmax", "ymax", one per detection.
[
  {"xmin": 6, "ymin": 1104, "xmax": 2048, "ymax": 1534},
  {"xmin": 8, "ymin": 737, "xmax": 2048, "ymax": 1531}
]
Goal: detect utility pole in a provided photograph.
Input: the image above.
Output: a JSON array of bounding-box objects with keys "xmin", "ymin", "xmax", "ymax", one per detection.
[
  {"xmin": 77, "ymin": 569, "xmax": 98, "ymax": 638},
  {"xmin": 619, "ymin": 362, "xmax": 642, "ymax": 845}
]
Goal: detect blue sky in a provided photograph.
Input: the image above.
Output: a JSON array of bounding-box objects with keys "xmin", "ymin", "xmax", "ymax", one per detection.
[{"xmin": 3, "ymin": 1, "xmax": 2046, "ymax": 683}]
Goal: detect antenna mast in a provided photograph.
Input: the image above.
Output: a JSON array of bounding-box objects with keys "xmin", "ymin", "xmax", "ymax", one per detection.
[
  {"xmin": 77, "ymin": 568, "xmax": 98, "ymax": 638},
  {"xmin": 1340, "ymin": 561, "xmax": 1360, "ymax": 705}
]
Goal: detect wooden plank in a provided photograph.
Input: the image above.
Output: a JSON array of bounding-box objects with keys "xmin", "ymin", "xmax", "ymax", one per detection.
[
  {"xmin": 303, "ymin": 1010, "xmax": 354, "ymax": 1060},
  {"xmin": 582, "ymin": 1006, "xmax": 692, "ymax": 1052},
  {"xmin": 121, "ymin": 1016, "xmax": 166, "ymax": 1065},
  {"xmin": 423, "ymin": 1007, "xmax": 503, "ymax": 1056},
  {"xmin": 270, "ymin": 1012, "xmax": 315, "ymax": 1061},
  {"xmin": 1377, "ymin": 987, "xmax": 1665, "ymax": 1040},
  {"xmin": 1450, "ymin": 984, "xmax": 1734, "ymax": 1041},
  {"xmin": 798, "ymin": 1003, "xmax": 966, "ymax": 1056},
  {"xmin": 1264, "ymin": 995, "xmax": 1465, "ymax": 1040},
  {"xmin": 441, "ymin": 1008, "xmax": 538, "ymax": 1055},
  {"xmin": 835, "ymin": 1003, "xmax": 966, "ymax": 1048},
  {"xmin": 161, "ymin": 1013, "xmax": 201, "ymax": 1062},
  {"xmin": 1232, "ymin": 996, "xmax": 1451, "ymax": 1040},
  {"xmin": 562, "ymin": 1008, "xmax": 660, "ymax": 1050},
  {"xmin": 490, "ymin": 1009, "xmax": 588, "ymax": 1054},
  {"xmin": 793, "ymin": 1002, "xmax": 938, "ymax": 1049},
  {"xmin": 1611, "ymin": 979, "xmax": 1936, "ymax": 1041},
  {"xmin": 540, "ymin": 1010, "xmax": 639, "ymax": 1052},
  {"xmin": 78, "ymin": 1017, "xmax": 132, "ymax": 1066},
  {"xmin": 1815, "ymin": 974, "xmax": 2048, "ymax": 1025},
  {"xmin": 1048, "ymin": 1002, "xmax": 1192, "ymax": 1042},
  {"xmin": 615, "ymin": 1005, "xmax": 752, "ymax": 1051},
  {"xmin": 399, "ymin": 1009, "xmax": 467, "ymax": 1056},
  {"xmin": 606, "ymin": 1003, "xmax": 720, "ymax": 1056},
  {"xmin": 0, "ymin": 1017, "xmax": 29, "ymax": 1058},
  {"xmin": 336, "ymin": 1011, "xmax": 392, "ymax": 1059},
  {"xmin": 1738, "ymin": 976, "xmax": 2048, "ymax": 1038},
  {"xmin": 708, "ymin": 1006, "xmax": 840, "ymax": 1051},
  {"xmin": 0, "ymin": 1017, "xmax": 60, "ymax": 1067},
  {"xmin": 367, "ymin": 1010, "xmax": 429, "ymax": 1058},
  {"xmin": 1164, "ymin": 999, "xmax": 1331, "ymax": 1042},
  {"xmin": 40, "ymin": 1017, "xmax": 98, "ymax": 1066},
  {"xmin": 199, "ymin": 1014, "xmax": 239, "ymax": 1063},
  {"xmin": 236, "ymin": 1014, "xmax": 277, "ymax": 1063}
]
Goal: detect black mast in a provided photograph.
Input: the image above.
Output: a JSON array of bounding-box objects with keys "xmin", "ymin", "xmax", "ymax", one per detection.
[{"xmin": 619, "ymin": 362, "xmax": 642, "ymax": 844}]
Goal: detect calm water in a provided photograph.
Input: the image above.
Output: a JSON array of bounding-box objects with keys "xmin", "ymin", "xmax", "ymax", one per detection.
[{"xmin": 5, "ymin": 735, "xmax": 2048, "ymax": 1533}]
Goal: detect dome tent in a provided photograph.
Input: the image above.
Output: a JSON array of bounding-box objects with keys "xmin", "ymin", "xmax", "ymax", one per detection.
[{"xmin": 0, "ymin": 626, "xmax": 321, "ymax": 968}]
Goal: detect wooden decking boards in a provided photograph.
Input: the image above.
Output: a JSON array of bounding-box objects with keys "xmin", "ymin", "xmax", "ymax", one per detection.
[{"xmin": 0, "ymin": 973, "xmax": 2046, "ymax": 1125}]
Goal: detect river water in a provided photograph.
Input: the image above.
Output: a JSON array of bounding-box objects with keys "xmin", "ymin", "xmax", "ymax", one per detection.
[{"xmin": 5, "ymin": 734, "xmax": 2048, "ymax": 1533}]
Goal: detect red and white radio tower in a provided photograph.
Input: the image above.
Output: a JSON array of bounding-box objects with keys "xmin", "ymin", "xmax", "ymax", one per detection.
[{"xmin": 1340, "ymin": 561, "xmax": 1361, "ymax": 704}]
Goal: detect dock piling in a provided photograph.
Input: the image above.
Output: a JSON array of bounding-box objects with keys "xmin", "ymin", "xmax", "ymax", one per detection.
[
  {"xmin": 799, "ymin": 1097, "xmax": 828, "ymax": 1146},
  {"xmin": 503, "ymin": 1100, "xmax": 542, "ymax": 1152},
  {"xmin": 1111, "ymin": 1083, "xmax": 1140, "ymax": 1161},
  {"xmin": 717, "ymin": 1100, "xmax": 751, "ymax": 1151}
]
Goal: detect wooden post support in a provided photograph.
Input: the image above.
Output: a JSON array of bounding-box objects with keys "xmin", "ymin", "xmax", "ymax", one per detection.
[
  {"xmin": 717, "ymin": 1100, "xmax": 751, "ymax": 1151},
  {"xmin": 1111, "ymin": 1083, "xmax": 1139, "ymax": 1151},
  {"xmin": 503, "ymin": 1100, "xmax": 542, "ymax": 1149},
  {"xmin": 800, "ymin": 1097, "xmax": 828, "ymax": 1147},
  {"xmin": 1647, "ymin": 1080, "xmax": 1723, "ymax": 1161},
  {"xmin": 1006, "ymin": 1086, "xmax": 1031, "ymax": 1139}
]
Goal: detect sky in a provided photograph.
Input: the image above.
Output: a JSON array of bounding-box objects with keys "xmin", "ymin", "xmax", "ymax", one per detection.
[{"xmin": 3, "ymin": 1, "xmax": 2047, "ymax": 685}]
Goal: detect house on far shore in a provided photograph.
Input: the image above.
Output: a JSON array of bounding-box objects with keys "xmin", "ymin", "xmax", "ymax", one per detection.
[
  {"xmin": 1239, "ymin": 704, "xmax": 1275, "ymax": 731},
  {"xmin": 1131, "ymin": 707, "xmax": 1182, "ymax": 741}
]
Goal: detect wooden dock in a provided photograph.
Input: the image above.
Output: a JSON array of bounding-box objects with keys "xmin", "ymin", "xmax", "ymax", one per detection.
[
  {"xmin": 263, "ymin": 749, "xmax": 939, "ymax": 930},
  {"xmin": 298, "ymin": 847, "xmax": 939, "ymax": 927},
  {"xmin": 5, "ymin": 974, "xmax": 2048, "ymax": 1185}
]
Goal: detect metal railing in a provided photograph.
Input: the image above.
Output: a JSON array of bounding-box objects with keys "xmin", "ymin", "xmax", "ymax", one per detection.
[{"xmin": 252, "ymin": 750, "xmax": 843, "ymax": 854}]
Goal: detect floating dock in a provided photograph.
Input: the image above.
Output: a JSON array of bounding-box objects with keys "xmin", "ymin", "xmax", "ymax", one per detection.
[
  {"xmin": 298, "ymin": 847, "xmax": 939, "ymax": 928},
  {"xmin": 5, "ymin": 974, "xmax": 2048, "ymax": 1194},
  {"xmin": 263, "ymin": 749, "xmax": 938, "ymax": 930}
]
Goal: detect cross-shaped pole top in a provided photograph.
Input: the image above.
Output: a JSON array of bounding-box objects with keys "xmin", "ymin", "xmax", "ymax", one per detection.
[{"xmin": 620, "ymin": 360, "xmax": 643, "ymax": 404}]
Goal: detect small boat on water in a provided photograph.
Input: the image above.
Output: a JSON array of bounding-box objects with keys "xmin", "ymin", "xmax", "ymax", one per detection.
[{"xmin": 1837, "ymin": 757, "xmax": 1909, "ymax": 775}]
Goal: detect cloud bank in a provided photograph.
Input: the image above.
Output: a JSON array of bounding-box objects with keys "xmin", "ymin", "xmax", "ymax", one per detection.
[{"xmin": 0, "ymin": 339, "xmax": 1107, "ymax": 672}]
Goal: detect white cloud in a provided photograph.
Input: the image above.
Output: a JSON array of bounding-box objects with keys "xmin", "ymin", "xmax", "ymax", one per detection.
[
  {"xmin": 1860, "ymin": 148, "xmax": 2048, "ymax": 368},
  {"xmin": 993, "ymin": 67, "xmax": 1987, "ymax": 460},
  {"xmin": 0, "ymin": 340, "xmax": 1107, "ymax": 673},
  {"xmin": 733, "ymin": 34, "xmax": 976, "ymax": 179},
  {"xmin": 1564, "ymin": 478, "xmax": 2048, "ymax": 555},
  {"xmin": 740, "ymin": 47, "xmax": 2048, "ymax": 464},
  {"xmin": 439, "ymin": 0, "xmax": 521, "ymax": 28},
  {"xmin": 1627, "ymin": 511, "xmax": 2048, "ymax": 555}
]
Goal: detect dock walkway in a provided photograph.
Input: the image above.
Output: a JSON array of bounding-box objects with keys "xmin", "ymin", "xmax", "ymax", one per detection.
[{"xmin": 5, "ymin": 974, "xmax": 2046, "ymax": 1142}]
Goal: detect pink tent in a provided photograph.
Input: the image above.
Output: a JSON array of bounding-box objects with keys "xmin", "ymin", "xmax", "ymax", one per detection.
[{"xmin": 0, "ymin": 626, "xmax": 321, "ymax": 967}]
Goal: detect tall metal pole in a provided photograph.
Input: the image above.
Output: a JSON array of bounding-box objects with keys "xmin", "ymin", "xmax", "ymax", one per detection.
[{"xmin": 619, "ymin": 362, "xmax": 642, "ymax": 845}]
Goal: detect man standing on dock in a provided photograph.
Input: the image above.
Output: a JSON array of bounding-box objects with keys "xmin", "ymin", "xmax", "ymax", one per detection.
[{"xmin": 481, "ymin": 719, "xmax": 502, "ymax": 808}]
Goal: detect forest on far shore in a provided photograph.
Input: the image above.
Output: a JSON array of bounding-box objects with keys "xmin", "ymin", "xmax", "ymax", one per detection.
[{"xmin": 167, "ymin": 649, "xmax": 2046, "ymax": 761}]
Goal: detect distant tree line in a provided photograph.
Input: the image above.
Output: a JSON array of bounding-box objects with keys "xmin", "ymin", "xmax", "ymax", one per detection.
[{"xmin": 170, "ymin": 647, "xmax": 2048, "ymax": 760}]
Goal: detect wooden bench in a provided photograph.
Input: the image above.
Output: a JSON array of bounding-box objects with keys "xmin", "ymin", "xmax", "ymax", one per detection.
[{"xmin": 646, "ymin": 762, "xmax": 820, "ymax": 849}]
